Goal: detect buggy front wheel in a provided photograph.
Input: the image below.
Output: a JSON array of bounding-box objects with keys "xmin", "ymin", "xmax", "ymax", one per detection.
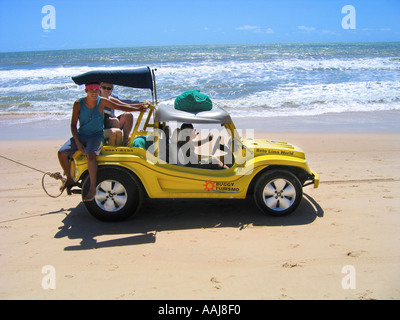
[{"xmin": 254, "ymin": 170, "xmax": 303, "ymax": 217}]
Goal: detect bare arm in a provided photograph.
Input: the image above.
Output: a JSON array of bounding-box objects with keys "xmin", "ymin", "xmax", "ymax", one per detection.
[
  {"xmin": 100, "ymin": 97, "xmax": 147, "ymax": 113},
  {"xmin": 195, "ymin": 133, "xmax": 213, "ymax": 146}
]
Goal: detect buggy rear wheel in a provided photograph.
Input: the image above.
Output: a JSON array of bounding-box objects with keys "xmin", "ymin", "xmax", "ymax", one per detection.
[{"xmin": 82, "ymin": 168, "xmax": 143, "ymax": 222}]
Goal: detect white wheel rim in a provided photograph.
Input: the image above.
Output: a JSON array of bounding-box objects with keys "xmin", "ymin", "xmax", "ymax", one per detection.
[
  {"xmin": 95, "ymin": 180, "xmax": 127, "ymax": 212},
  {"xmin": 262, "ymin": 178, "xmax": 296, "ymax": 211}
]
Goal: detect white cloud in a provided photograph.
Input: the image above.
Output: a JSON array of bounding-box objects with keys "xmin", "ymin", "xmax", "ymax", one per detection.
[
  {"xmin": 236, "ymin": 25, "xmax": 274, "ymax": 34},
  {"xmin": 298, "ymin": 25, "xmax": 316, "ymax": 32},
  {"xmin": 236, "ymin": 25, "xmax": 260, "ymax": 31}
]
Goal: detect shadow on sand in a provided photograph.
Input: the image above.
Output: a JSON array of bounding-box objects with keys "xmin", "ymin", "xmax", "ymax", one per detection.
[{"xmin": 54, "ymin": 194, "xmax": 323, "ymax": 251}]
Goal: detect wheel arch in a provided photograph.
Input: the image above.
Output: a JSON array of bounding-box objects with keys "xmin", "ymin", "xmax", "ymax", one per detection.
[
  {"xmin": 81, "ymin": 165, "xmax": 149, "ymax": 198},
  {"xmin": 246, "ymin": 165, "xmax": 311, "ymax": 197}
]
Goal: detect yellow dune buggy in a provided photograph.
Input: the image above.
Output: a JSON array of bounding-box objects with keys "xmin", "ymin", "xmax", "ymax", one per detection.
[{"xmin": 70, "ymin": 67, "xmax": 319, "ymax": 221}]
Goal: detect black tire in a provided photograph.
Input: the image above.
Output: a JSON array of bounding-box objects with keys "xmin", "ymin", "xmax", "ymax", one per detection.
[
  {"xmin": 82, "ymin": 168, "xmax": 143, "ymax": 222},
  {"xmin": 254, "ymin": 170, "xmax": 303, "ymax": 217}
]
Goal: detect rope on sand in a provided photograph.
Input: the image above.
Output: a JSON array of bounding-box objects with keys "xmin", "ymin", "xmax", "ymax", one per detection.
[{"xmin": 0, "ymin": 154, "xmax": 66, "ymax": 198}]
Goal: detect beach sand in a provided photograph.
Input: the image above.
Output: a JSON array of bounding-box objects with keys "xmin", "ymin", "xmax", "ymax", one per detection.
[{"xmin": 0, "ymin": 115, "xmax": 400, "ymax": 300}]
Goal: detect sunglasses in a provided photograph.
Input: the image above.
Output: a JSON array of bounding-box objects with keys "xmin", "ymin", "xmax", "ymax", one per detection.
[{"xmin": 101, "ymin": 86, "xmax": 113, "ymax": 91}]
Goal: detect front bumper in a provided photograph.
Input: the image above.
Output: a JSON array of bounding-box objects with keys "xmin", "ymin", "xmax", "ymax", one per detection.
[{"xmin": 303, "ymin": 171, "xmax": 319, "ymax": 188}]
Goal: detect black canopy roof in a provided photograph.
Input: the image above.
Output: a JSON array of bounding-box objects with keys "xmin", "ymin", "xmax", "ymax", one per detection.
[{"xmin": 72, "ymin": 67, "xmax": 153, "ymax": 90}]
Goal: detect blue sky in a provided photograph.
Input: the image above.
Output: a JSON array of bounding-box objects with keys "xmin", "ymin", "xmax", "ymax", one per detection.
[{"xmin": 0, "ymin": 0, "xmax": 399, "ymax": 52}]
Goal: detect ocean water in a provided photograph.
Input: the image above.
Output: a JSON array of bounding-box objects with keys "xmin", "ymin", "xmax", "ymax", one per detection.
[{"xmin": 0, "ymin": 42, "xmax": 399, "ymax": 123}]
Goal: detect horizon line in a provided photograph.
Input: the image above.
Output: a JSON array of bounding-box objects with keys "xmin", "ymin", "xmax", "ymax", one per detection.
[{"xmin": 1, "ymin": 40, "xmax": 399, "ymax": 54}]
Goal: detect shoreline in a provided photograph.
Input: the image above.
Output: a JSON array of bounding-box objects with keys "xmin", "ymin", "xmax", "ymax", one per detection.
[
  {"xmin": 235, "ymin": 110, "xmax": 400, "ymax": 133},
  {"xmin": 0, "ymin": 110, "xmax": 399, "ymax": 141}
]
